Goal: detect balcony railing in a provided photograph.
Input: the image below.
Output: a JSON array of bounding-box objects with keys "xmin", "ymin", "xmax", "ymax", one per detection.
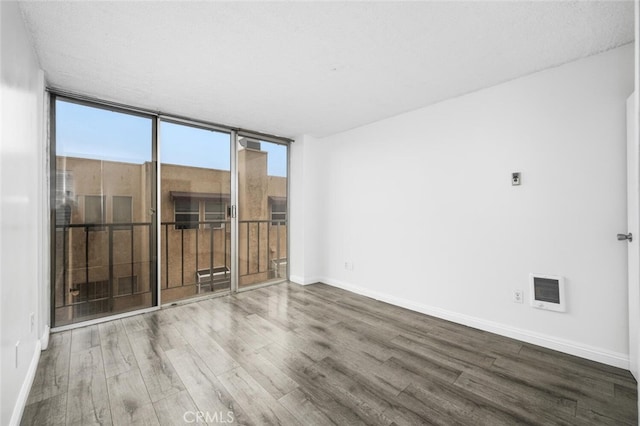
[
  {"xmin": 161, "ymin": 220, "xmax": 231, "ymax": 291},
  {"xmin": 54, "ymin": 222, "xmax": 154, "ymax": 323},
  {"xmin": 161, "ymin": 219, "xmax": 287, "ymax": 291},
  {"xmin": 239, "ymin": 219, "xmax": 287, "ymax": 283},
  {"xmin": 54, "ymin": 219, "xmax": 288, "ymax": 321}
]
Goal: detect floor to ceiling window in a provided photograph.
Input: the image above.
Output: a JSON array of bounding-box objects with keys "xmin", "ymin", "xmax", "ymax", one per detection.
[
  {"xmin": 51, "ymin": 98, "xmax": 157, "ymax": 327},
  {"xmin": 50, "ymin": 95, "xmax": 290, "ymax": 327},
  {"xmin": 159, "ymin": 120, "xmax": 232, "ymax": 304},
  {"xmin": 237, "ymin": 136, "xmax": 288, "ymax": 288}
]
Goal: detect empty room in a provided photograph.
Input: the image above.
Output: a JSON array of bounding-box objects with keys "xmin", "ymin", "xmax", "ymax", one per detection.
[{"xmin": 2, "ymin": 1, "xmax": 640, "ymax": 425}]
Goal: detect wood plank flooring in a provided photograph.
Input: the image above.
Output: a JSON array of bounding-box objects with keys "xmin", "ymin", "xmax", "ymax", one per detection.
[{"xmin": 22, "ymin": 282, "xmax": 638, "ymax": 425}]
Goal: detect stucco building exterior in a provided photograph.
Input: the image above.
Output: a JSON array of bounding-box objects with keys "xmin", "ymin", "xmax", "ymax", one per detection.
[{"xmin": 54, "ymin": 144, "xmax": 287, "ymax": 325}]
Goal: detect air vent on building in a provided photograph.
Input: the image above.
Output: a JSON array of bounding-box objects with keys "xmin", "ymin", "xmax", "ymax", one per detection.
[{"xmin": 239, "ymin": 138, "xmax": 262, "ymax": 151}]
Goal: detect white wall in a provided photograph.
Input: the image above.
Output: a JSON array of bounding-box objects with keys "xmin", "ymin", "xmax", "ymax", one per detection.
[
  {"xmin": 289, "ymin": 137, "xmax": 306, "ymax": 282},
  {"xmin": 1, "ymin": 2, "xmax": 47, "ymax": 425},
  {"xmin": 290, "ymin": 135, "xmax": 323, "ymax": 284},
  {"xmin": 301, "ymin": 44, "xmax": 634, "ymax": 367}
]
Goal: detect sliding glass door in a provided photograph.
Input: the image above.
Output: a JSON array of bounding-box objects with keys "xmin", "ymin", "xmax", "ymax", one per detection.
[
  {"xmin": 237, "ymin": 136, "xmax": 288, "ymax": 288},
  {"xmin": 52, "ymin": 99, "xmax": 157, "ymax": 326},
  {"xmin": 159, "ymin": 121, "xmax": 232, "ymax": 303},
  {"xmin": 159, "ymin": 129, "xmax": 289, "ymax": 295},
  {"xmin": 51, "ymin": 95, "xmax": 290, "ymax": 327}
]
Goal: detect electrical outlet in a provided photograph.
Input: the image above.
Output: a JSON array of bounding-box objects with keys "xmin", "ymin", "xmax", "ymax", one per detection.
[
  {"xmin": 512, "ymin": 172, "xmax": 521, "ymax": 186},
  {"xmin": 344, "ymin": 261, "xmax": 354, "ymax": 271},
  {"xmin": 30, "ymin": 313, "xmax": 35, "ymax": 333},
  {"xmin": 15, "ymin": 341, "xmax": 19, "ymax": 368},
  {"xmin": 513, "ymin": 289, "xmax": 523, "ymax": 304}
]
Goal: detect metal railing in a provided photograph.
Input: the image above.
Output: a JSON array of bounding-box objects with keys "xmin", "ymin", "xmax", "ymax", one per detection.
[
  {"xmin": 54, "ymin": 222, "xmax": 154, "ymax": 314},
  {"xmin": 160, "ymin": 219, "xmax": 287, "ymax": 289},
  {"xmin": 55, "ymin": 219, "xmax": 287, "ymax": 316},
  {"xmin": 161, "ymin": 220, "xmax": 231, "ymax": 289},
  {"xmin": 239, "ymin": 219, "xmax": 287, "ymax": 279}
]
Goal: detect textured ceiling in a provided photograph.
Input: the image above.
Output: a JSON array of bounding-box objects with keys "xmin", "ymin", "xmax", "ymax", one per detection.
[{"xmin": 19, "ymin": 1, "xmax": 634, "ymax": 138}]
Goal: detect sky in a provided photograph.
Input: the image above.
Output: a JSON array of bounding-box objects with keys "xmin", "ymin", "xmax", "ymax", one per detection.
[{"xmin": 56, "ymin": 100, "xmax": 287, "ymax": 177}]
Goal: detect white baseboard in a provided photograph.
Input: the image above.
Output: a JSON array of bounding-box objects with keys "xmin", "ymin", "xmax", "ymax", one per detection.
[
  {"xmin": 320, "ymin": 277, "xmax": 629, "ymax": 370},
  {"xmin": 9, "ymin": 340, "xmax": 42, "ymax": 426},
  {"xmin": 289, "ymin": 275, "xmax": 322, "ymax": 285},
  {"xmin": 40, "ymin": 325, "xmax": 50, "ymax": 350}
]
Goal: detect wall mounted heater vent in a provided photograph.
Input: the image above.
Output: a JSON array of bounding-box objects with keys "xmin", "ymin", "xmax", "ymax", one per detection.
[{"xmin": 529, "ymin": 273, "xmax": 566, "ymax": 312}]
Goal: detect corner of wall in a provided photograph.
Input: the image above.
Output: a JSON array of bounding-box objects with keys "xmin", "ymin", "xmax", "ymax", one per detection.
[
  {"xmin": 289, "ymin": 136, "xmax": 306, "ymax": 281},
  {"xmin": 40, "ymin": 325, "xmax": 50, "ymax": 351},
  {"xmin": 289, "ymin": 275, "xmax": 322, "ymax": 286},
  {"xmin": 290, "ymin": 134, "xmax": 324, "ymax": 285}
]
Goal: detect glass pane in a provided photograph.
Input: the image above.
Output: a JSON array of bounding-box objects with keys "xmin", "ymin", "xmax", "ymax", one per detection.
[
  {"xmin": 84, "ymin": 195, "xmax": 105, "ymax": 224},
  {"xmin": 175, "ymin": 213, "xmax": 199, "ymax": 230},
  {"xmin": 205, "ymin": 201, "xmax": 224, "ymax": 213},
  {"xmin": 113, "ymin": 196, "xmax": 132, "ymax": 224},
  {"xmin": 175, "ymin": 199, "xmax": 199, "ymax": 213},
  {"xmin": 160, "ymin": 121, "xmax": 231, "ymax": 303},
  {"xmin": 271, "ymin": 202, "xmax": 286, "ymax": 213},
  {"xmin": 204, "ymin": 202, "xmax": 225, "ymax": 229},
  {"xmin": 237, "ymin": 137, "xmax": 288, "ymax": 288},
  {"xmin": 204, "ymin": 212, "xmax": 225, "ymax": 220},
  {"xmin": 53, "ymin": 99, "xmax": 156, "ymax": 327}
]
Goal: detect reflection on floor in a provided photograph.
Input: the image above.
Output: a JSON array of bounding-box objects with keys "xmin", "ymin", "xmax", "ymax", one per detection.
[{"xmin": 23, "ymin": 282, "xmax": 638, "ymax": 425}]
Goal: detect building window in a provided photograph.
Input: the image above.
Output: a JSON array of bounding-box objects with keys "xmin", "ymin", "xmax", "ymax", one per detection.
[
  {"xmin": 84, "ymin": 195, "xmax": 105, "ymax": 225},
  {"xmin": 175, "ymin": 199, "xmax": 199, "ymax": 229},
  {"xmin": 204, "ymin": 201, "xmax": 226, "ymax": 229},
  {"xmin": 171, "ymin": 193, "xmax": 229, "ymax": 230},
  {"xmin": 271, "ymin": 201, "xmax": 286, "ymax": 225},
  {"xmin": 113, "ymin": 196, "xmax": 132, "ymax": 229}
]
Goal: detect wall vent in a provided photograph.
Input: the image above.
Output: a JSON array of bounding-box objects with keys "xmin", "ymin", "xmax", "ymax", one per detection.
[{"xmin": 529, "ymin": 273, "xmax": 566, "ymax": 312}]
